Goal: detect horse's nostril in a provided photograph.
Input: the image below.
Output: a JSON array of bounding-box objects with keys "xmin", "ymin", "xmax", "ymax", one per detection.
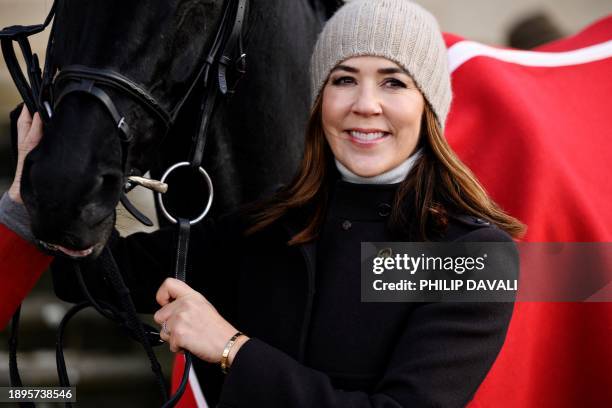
[
  {"xmin": 85, "ymin": 173, "xmax": 122, "ymax": 204},
  {"xmin": 80, "ymin": 173, "xmax": 121, "ymax": 226}
]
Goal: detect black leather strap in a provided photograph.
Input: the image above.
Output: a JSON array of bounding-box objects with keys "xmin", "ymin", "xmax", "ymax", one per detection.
[
  {"xmin": 54, "ymin": 79, "xmax": 132, "ymax": 139},
  {"xmin": 189, "ymin": 82, "xmax": 218, "ymax": 168},
  {"xmin": 8, "ymin": 307, "xmax": 35, "ymax": 408},
  {"xmin": 99, "ymin": 249, "xmax": 168, "ymax": 401},
  {"xmin": 218, "ymin": 0, "xmax": 248, "ymax": 95},
  {"xmin": 17, "ymin": 37, "xmax": 42, "ymax": 102},
  {"xmin": 0, "ymin": 0, "xmax": 56, "ymax": 120},
  {"xmin": 160, "ymin": 218, "xmax": 193, "ymax": 408},
  {"xmin": 175, "ymin": 218, "xmax": 191, "ymax": 282},
  {"xmin": 0, "ymin": 39, "xmax": 38, "ymax": 114},
  {"xmin": 120, "ymin": 193, "xmax": 154, "ymax": 227},
  {"xmin": 55, "ymin": 65, "xmax": 172, "ymax": 128},
  {"xmin": 189, "ymin": 0, "xmax": 249, "ymax": 168}
]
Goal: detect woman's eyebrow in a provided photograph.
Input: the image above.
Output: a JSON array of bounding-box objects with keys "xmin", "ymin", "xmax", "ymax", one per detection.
[
  {"xmin": 377, "ymin": 67, "xmax": 409, "ymax": 75},
  {"xmin": 331, "ymin": 65, "xmax": 358, "ymax": 73},
  {"xmin": 330, "ymin": 65, "xmax": 413, "ymax": 80}
]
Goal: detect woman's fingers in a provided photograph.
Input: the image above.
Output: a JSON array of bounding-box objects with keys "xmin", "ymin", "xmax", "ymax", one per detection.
[
  {"xmin": 159, "ymin": 317, "xmax": 172, "ymax": 339},
  {"xmin": 25, "ymin": 113, "xmax": 44, "ymax": 151},
  {"xmin": 158, "ymin": 318, "xmax": 178, "ymax": 352},
  {"xmin": 153, "ymin": 300, "xmax": 178, "ymax": 325},
  {"xmin": 16, "ymin": 106, "xmax": 43, "ymax": 155},
  {"xmin": 154, "ymin": 279, "xmax": 225, "ymax": 359},
  {"xmin": 157, "ymin": 316, "xmax": 186, "ymax": 353},
  {"xmin": 155, "ymin": 277, "xmax": 193, "ymax": 306},
  {"xmin": 9, "ymin": 107, "xmax": 44, "ymax": 204},
  {"xmin": 153, "ymin": 305, "xmax": 167, "ymax": 325},
  {"xmin": 17, "ymin": 105, "xmax": 33, "ymax": 139}
]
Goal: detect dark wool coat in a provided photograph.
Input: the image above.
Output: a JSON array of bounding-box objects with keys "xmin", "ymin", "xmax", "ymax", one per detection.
[{"xmin": 52, "ymin": 180, "xmax": 516, "ymax": 408}]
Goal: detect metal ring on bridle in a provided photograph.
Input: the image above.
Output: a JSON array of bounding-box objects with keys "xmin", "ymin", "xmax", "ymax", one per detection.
[{"xmin": 156, "ymin": 162, "xmax": 213, "ymax": 225}]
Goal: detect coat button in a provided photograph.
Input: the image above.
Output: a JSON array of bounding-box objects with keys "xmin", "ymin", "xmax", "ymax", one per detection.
[
  {"xmin": 377, "ymin": 203, "xmax": 391, "ymax": 217},
  {"xmin": 341, "ymin": 220, "xmax": 352, "ymax": 230},
  {"xmin": 473, "ymin": 217, "xmax": 490, "ymax": 225}
]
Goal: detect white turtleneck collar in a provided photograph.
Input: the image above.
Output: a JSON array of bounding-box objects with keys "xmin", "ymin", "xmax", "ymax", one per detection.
[{"xmin": 335, "ymin": 149, "xmax": 422, "ymax": 185}]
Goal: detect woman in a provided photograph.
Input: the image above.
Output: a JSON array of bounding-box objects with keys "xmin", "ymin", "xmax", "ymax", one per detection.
[{"xmin": 1, "ymin": 0, "xmax": 524, "ymax": 406}]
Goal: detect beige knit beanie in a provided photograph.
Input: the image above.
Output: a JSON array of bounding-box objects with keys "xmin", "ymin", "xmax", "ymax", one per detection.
[{"xmin": 310, "ymin": 0, "xmax": 452, "ymax": 128}]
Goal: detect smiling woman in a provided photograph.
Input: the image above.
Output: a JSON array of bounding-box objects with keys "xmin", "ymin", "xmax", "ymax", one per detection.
[
  {"xmin": 2, "ymin": 0, "xmax": 526, "ymax": 407},
  {"xmin": 246, "ymin": 0, "xmax": 524, "ymax": 244}
]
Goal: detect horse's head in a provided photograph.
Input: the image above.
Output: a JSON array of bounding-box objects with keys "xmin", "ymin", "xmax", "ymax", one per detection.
[{"xmin": 20, "ymin": 0, "xmax": 227, "ymax": 258}]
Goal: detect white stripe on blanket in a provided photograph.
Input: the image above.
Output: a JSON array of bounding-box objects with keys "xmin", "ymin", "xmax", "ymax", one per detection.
[
  {"xmin": 186, "ymin": 355, "xmax": 209, "ymax": 408},
  {"xmin": 448, "ymin": 39, "xmax": 612, "ymax": 73}
]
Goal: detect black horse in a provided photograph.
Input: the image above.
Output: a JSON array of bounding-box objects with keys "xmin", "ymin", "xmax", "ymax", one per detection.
[{"xmin": 17, "ymin": 0, "xmax": 339, "ymax": 258}]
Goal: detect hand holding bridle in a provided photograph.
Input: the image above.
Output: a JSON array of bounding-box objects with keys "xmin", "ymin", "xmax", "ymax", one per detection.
[
  {"xmin": 153, "ymin": 278, "xmax": 249, "ymax": 366},
  {"xmin": 8, "ymin": 105, "xmax": 43, "ymax": 204}
]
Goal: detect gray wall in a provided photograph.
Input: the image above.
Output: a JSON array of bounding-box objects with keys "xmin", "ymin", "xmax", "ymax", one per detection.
[{"xmin": 415, "ymin": 0, "xmax": 611, "ymax": 45}]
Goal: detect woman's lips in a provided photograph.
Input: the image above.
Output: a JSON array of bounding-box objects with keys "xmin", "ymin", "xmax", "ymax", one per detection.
[{"xmin": 345, "ymin": 130, "xmax": 390, "ymax": 146}]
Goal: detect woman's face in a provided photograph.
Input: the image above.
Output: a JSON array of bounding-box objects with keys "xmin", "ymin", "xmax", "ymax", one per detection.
[{"xmin": 321, "ymin": 56, "xmax": 425, "ymax": 177}]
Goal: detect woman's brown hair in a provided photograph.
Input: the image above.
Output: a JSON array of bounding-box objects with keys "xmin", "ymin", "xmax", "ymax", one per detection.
[{"xmin": 244, "ymin": 96, "xmax": 525, "ymax": 244}]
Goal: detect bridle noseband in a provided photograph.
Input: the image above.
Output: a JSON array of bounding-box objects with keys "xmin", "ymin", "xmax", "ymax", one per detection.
[{"xmin": 54, "ymin": 65, "xmax": 173, "ymax": 136}]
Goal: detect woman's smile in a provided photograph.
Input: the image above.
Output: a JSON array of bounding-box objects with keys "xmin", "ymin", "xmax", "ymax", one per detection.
[{"xmin": 345, "ymin": 129, "xmax": 391, "ymax": 146}]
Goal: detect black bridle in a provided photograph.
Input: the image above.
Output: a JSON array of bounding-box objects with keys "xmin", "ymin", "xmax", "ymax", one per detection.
[{"xmin": 1, "ymin": 0, "xmax": 249, "ymax": 406}]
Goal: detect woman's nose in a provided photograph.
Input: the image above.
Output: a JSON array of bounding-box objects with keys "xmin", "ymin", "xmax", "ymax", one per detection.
[{"xmin": 351, "ymin": 85, "xmax": 382, "ymax": 116}]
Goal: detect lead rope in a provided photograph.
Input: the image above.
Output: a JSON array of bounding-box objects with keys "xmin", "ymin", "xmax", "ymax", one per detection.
[
  {"xmin": 55, "ymin": 254, "xmax": 169, "ymax": 407},
  {"xmin": 8, "ymin": 307, "xmax": 35, "ymax": 408},
  {"xmin": 97, "ymin": 250, "xmax": 168, "ymax": 401}
]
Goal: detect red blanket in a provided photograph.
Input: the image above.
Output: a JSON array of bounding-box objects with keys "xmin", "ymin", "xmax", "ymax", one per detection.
[
  {"xmin": 0, "ymin": 224, "xmax": 51, "ymax": 330},
  {"xmin": 445, "ymin": 16, "xmax": 612, "ymax": 408}
]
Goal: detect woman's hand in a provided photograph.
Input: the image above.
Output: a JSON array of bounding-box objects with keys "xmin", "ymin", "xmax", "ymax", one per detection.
[
  {"xmin": 154, "ymin": 278, "xmax": 249, "ymax": 366},
  {"xmin": 8, "ymin": 106, "xmax": 44, "ymax": 204}
]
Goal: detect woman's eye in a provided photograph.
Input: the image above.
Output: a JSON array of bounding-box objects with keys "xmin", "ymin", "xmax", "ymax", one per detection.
[
  {"xmin": 383, "ymin": 78, "xmax": 407, "ymax": 88},
  {"xmin": 331, "ymin": 76, "xmax": 355, "ymax": 86}
]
